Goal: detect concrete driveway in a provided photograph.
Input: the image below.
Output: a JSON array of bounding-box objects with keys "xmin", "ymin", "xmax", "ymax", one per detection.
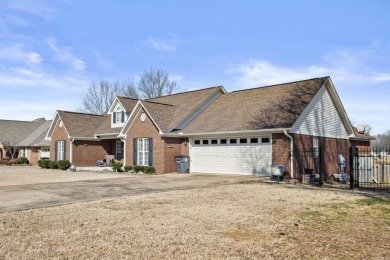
[{"xmin": 0, "ymin": 166, "xmax": 262, "ymax": 212}]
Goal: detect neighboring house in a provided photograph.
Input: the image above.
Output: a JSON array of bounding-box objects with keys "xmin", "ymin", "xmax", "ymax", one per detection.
[
  {"xmin": 46, "ymin": 77, "xmax": 372, "ymax": 180},
  {"xmin": 0, "ymin": 118, "xmax": 52, "ymax": 165}
]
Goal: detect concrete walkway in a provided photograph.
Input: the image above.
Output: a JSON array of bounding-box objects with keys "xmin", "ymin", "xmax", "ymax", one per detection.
[{"xmin": 0, "ymin": 173, "xmax": 262, "ymax": 212}]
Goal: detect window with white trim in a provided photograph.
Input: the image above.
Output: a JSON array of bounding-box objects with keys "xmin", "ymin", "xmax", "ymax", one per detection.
[
  {"xmin": 261, "ymin": 138, "xmax": 270, "ymax": 143},
  {"xmin": 116, "ymin": 107, "xmax": 123, "ymax": 123},
  {"xmin": 115, "ymin": 141, "xmax": 122, "ymax": 160},
  {"xmin": 57, "ymin": 141, "xmax": 65, "ymax": 160},
  {"xmin": 138, "ymin": 138, "xmax": 150, "ymax": 166}
]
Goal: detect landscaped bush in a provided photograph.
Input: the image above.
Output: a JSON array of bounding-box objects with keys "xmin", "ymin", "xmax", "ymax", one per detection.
[
  {"xmin": 38, "ymin": 159, "xmax": 50, "ymax": 169},
  {"xmin": 112, "ymin": 161, "xmax": 123, "ymax": 172},
  {"xmin": 132, "ymin": 165, "xmax": 144, "ymax": 173},
  {"xmin": 131, "ymin": 165, "xmax": 156, "ymax": 174},
  {"xmin": 124, "ymin": 166, "xmax": 132, "ymax": 172},
  {"xmin": 57, "ymin": 160, "xmax": 71, "ymax": 170},
  {"xmin": 49, "ymin": 160, "xmax": 58, "ymax": 169},
  {"xmin": 144, "ymin": 166, "xmax": 156, "ymax": 174},
  {"xmin": 16, "ymin": 157, "xmax": 29, "ymax": 165}
]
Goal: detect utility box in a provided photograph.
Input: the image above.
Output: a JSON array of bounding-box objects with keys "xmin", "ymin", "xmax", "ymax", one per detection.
[{"xmin": 175, "ymin": 155, "xmax": 190, "ymax": 173}]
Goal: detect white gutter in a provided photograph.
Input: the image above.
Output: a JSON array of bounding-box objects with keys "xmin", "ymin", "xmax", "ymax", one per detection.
[
  {"xmin": 283, "ymin": 130, "xmax": 294, "ymax": 178},
  {"xmin": 161, "ymin": 128, "xmax": 292, "ymax": 137},
  {"xmin": 70, "ymin": 138, "xmax": 75, "ymax": 164},
  {"xmin": 121, "ymin": 137, "xmax": 126, "ymax": 166}
]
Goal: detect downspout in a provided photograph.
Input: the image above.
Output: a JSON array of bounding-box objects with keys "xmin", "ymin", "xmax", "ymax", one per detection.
[
  {"xmin": 121, "ymin": 137, "xmax": 126, "ymax": 166},
  {"xmin": 70, "ymin": 138, "xmax": 75, "ymax": 164},
  {"xmin": 283, "ymin": 130, "xmax": 294, "ymax": 178}
]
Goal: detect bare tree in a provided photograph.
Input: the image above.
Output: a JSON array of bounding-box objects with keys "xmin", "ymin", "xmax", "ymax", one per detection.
[
  {"xmin": 122, "ymin": 80, "xmax": 139, "ymax": 99},
  {"xmin": 373, "ymin": 130, "xmax": 390, "ymax": 147},
  {"xmin": 82, "ymin": 80, "xmax": 139, "ymax": 114},
  {"xmin": 138, "ymin": 68, "xmax": 177, "ymax": 98},
  {"xmin": 1, "ymin": 141, "xmax": 19, "ymax": 159}
]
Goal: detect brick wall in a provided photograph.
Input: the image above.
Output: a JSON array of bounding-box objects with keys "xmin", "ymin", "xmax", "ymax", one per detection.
[
  {"xmin": 49, "ymin": 119, "xmax": 70, "ymax": 161},
  {"xmin": 272, "ymin": 133, "xmax": 353, "ymax": 181},
  {"xmin": 72, "ymin": 140, "xmax": 112, "ymax": 166},
  {"xmin": 163, "ymin": 137, "xmax": 189, "ymax": 173},
  {"xmin": 28, "ymin": 147, "xmax": 40, "ymax": 165},
  {"xmin": 350, "ymin": 140, "xmax": 371, "ymax": 150},
  {"xmin": 125, "ymin": 108, "xmax": 165, "ymax": 173},
  {"xmin": 272, "ymin": 133, "xmax": 291, "ymax": 176},
  {"xmin": 293, "ymin": 134, "xmax": 350, "ymax": 181},
  {"xmin": 124, "ymin": 108, "xmax": 190, "ymax": 173}
]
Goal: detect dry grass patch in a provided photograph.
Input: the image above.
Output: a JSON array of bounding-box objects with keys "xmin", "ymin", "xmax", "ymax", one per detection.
[{"xmin": 0, "ymin": 183, "xmax": 389, "ymax": 259}]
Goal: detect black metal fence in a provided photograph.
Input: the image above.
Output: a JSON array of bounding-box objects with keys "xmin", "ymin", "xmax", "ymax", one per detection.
[
  {"xmin": 295, "ymin": 147, "xmax": 324, "ymax": 183},
  {"xmin": 350, "ymin": 147, "xmax": 390, "ymax": 192}
]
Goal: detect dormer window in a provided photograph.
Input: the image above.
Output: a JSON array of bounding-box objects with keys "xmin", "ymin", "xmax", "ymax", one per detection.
[{"xmin": 113, "ymin": 107, "xmax": 125, "ymax": 124}]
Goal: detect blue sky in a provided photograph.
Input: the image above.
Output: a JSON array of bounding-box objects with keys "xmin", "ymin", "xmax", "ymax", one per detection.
[{"xmin": 0, "ymin": 0, "xmax": 389, "ymax": 134}]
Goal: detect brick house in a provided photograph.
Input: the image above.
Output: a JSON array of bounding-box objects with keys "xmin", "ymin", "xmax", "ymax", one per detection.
[
  {"xmin": 46, "ymin": 76, "xmax": 372, "ymax": 180},
  {"xmin": 0, "ymin": 118, "xmax": 51, "ymax": 165}
]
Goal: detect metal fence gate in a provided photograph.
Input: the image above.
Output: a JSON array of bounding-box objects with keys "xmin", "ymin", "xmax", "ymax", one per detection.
[
  {"xmin": 350, "ymin": 147, "xmax": 390, "ymax": 192},
  {"xmin": 295, "ymin": 147, "xmax": 324, "ymax": 183}
]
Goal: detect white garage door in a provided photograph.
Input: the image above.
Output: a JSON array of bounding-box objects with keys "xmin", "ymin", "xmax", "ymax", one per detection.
[{"xmin": 190, "ymin": 136, "xmax": 272, "ymax": 176}]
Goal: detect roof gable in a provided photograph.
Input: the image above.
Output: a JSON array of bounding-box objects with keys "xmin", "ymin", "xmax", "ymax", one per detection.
[
  {"xmin": 107, "ymin": 96, "xmax": 138, "ymax": 114},
  {"xmin": 46, "ymin": 111, "xmax": 105, "ymax": 139},
  {"xmin": 290, "ymin": 83, "xmax": 349, "ymax": 138},
  {"xmin": 120, "ymin": 86, "xmax": 225, "ymax": 134}
]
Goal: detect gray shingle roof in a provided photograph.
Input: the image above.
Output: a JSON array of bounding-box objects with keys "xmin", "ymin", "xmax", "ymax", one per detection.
[
  {"xmin": 182, "ymin": 77, "xmax": 329, "ymax": 134},
  {"xmin": 0, "ymin": 118, "xmax": 50, "ymax": 146},
  {"xmin": 57, "ymin": 111, "xmax": 104, "ymax": 138},
  {"xmin": 18, "ymin": 120, "xmax": 52, "ymax": 146},
  {"xmin": 145, "ymin": 86, "xmax": 223, "ymax": 132}
]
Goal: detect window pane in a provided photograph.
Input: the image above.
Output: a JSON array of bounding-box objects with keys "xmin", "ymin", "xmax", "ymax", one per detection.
[
  {"xmin": 262, "ymin": 138, "xmax": 270, "ymax": 143},
  {"xmin": 230, "ymin": 139, "xmax": 237, "ymax": 144},
  {"xmin": 211, "ymin": 139, "xmax": 218, "ymax": 144},
  {"xmin": 240, "ymin": 138, "xmax": 247, "ymax": 144},
  {"xmin": 220, "ymin": 139, "xmax": 227, "ymax": 144},
  {"xmin": 202, "ymin": 140, "xmax": 209, "ymax": 145},
  {"xmin": 194, "ymin": 140, "xmax": 200, "ymax": 145},
  {"xmin": 250, "ymin": 138, "xmax": 258, "ymax": 143}
]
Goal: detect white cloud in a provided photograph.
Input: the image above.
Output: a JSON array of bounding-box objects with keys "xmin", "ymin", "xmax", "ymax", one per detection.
[
  {"xmin": 226, "ymin": 49, "xmax": 390, "ymax": 88},
  {"xmin": 47, "ymin": 38, "xmax": 86, "ymax": 71},
  {"xmin": 146, "ymin": 36, "xmax": 177, "ymax": 52},
  {"xmin": 0, "ymin": 67, "xmax": 89, "ymax": 92},
  {"xmin": 0, "ymin": 45, "xmax": 43, "ymax": 64},
  {"xmin": 6, "ymin": 0, "xmax": 57, "ymax": 20}
]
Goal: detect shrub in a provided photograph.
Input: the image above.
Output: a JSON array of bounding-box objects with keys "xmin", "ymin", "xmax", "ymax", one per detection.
[
  {"xmin": 144, "ymin": 166, "xmax": 156, "ymax": 174},
  {"xmin": 58, "ymin": 160, "xmax": 71, "ymax": 170},
  {"xmin": 124, "ymin": 166, "xmax": 132, "ymax": 172},
  {"xmin": 112, "ymin": 162, "xmax": 123, "ymax": 172},
  {"xmin": 16, "ymin": 157, "xmax": 29, "ymax": 165},
  {"xmin": 39, "ymin": 159, "xmax": 50, "ymax": 169},
  {"xmin": 133, "ymin": 165, "xmax": 144, "ymax": 173},
  {"xmin": 131, "ymin": 165, "xmax": 156, "ymax": 174},
  {"xmin": 49, "ymin": 161, "xmax": 58, "ymax": 169}
]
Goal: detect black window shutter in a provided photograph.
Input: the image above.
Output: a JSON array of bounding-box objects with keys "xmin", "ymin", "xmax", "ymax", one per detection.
[
  {"xmin": 133, "ymin": 138, "xmax": 137, "ymax": 165},
  {"xmin": 113, "ymin": 112, "xmax": 116, "ymax": 123},
  {"xmin": 148, "ymin": 138, "xmax": 153, "ymax": 166},
  {"xmin": 121, "ymin": 111, "xmax": 124, "ymax": 122},
  {"xmin": 63, "ymin": 140, "xmax": 67, "ymax": 160},
  {"xmin": 55, "ymin": 141, "xmax": 58, "ymax": 161}
]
